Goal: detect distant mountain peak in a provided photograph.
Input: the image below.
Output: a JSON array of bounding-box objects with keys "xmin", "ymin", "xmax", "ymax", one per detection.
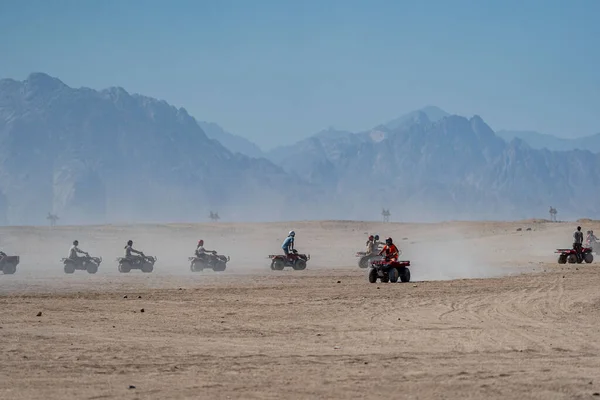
[
  {"xmin": 385, "ymin": 106, "xmax": 450, "ymax": 131},
  {"xmin": 25, "ymin": 72, "xmax": 67, "ymax": 92}
]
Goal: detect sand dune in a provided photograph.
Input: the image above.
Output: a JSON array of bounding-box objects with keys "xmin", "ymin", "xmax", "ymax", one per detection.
[{"xmin": 1, "ymin": 220, "xmax": 599, "ymax": 399}]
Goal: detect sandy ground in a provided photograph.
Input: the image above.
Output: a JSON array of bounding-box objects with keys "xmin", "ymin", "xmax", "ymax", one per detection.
[{"xmin": 1, "ymin": 220, "xmax": 600, "ymax": 399}]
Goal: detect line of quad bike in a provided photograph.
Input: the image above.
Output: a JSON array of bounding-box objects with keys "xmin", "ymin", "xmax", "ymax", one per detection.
[{"xmin": 1, "ymin": 242, "xmax": 598, "ymax": 282}]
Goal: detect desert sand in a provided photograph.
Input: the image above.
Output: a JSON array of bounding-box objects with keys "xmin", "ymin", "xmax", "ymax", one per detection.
[{"xmin": 1, "ymin": 220, "xmax": 600, "ymax": 399}]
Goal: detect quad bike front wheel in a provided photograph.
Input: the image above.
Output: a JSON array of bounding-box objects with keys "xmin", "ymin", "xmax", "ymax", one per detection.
[
  {"xmin": 86, "ymin": 263, "xmax": 98, "ymax": 274},
  {"xmin": 584, "ymin": 253, "xmax": 594, "ymax": 264},
  {"xmin": 2, "ymin": 263, "xmax": 16, "ymax": 274},
  {"xmin": 141, "ymin": 263, "xmax": 154, "ymax": 273},
  {"xmin": 212, "ymin": 261, "xmax": 227, "ymax": 272},
  {"xmin": 388, "ymin": 268, "xmax": 399, "ymax": 283},
  {"xmin": 293, "ymin": 259, "xmax": 307, "ymax": 271},
  {"xmin": 368, "ymin": 267, "xmax": 377, "ymax": 283}
]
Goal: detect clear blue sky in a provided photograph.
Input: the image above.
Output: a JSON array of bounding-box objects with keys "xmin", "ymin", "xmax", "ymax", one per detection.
[{"xmin": 1, "ymin": 0, "xmax": 599, "ymax": 149}]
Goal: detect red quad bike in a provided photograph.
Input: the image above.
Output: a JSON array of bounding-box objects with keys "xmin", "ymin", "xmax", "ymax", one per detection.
[
  {"xmin": 368, "ymin": 258, "xmax": 411, "ymax": 283},
  {"xmin": 268, "ymin": 249, "xmax": 310, "ymax": 271},
  {"xmin": 556, "ymin": 247, "xmax": 593, "ymax": 264}
]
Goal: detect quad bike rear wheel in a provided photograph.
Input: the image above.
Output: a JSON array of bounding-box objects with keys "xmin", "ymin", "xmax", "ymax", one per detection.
[
  {"xmin": 400, "ymin": 267, "xmax": 411, "ymax": 283},
  {"xmin": 584, "ymin": 253, "xmax": 594, "ymax": 264},
  {"xmin": 64, "ymin": 264, "xmax": 75, "ymax": 274},
  {"xmin": 558, "ymin": 254, "xmax": 567, "ymax": 264},
  {"xmin": 293, "ymin": 259, "xmax": 307, "ymax": 271},
  {"xmin": 271, "ymin": 260, "xmax": 285, "ymax": 271},
  {"xmin": 2, "ymin": 263, "xmax": 16, "ymax": 275},
  {"xmin": 368, "ymin": 267, "xmax": 377, "ymax": 283},
  {"xmin": 567, "ymin": 254, "xmax": 577, "ymax": 264},
  {"xmin": 388, "ymin": 268, "xmax": 399, "ymax": 283},
  {"xmin": 359, "ymin": 256, "xmax": 370, "ymax": 269},
  {"xmin": 190, "ymin": 261, "xmax": 201, "ymax": 272},
  {"xmin": 118, "ymin": 263, "xmax": 131, "ymax": 273}
]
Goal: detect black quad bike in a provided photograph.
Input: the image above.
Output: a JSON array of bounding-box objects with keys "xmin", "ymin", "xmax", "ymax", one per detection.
[
  {"xmin": 189, "ymin": 252, "xmax": 230, "ymax": 272},
  {"xmin": 61, "ymin": 255, "xmax": 103, "ymax": 274},
  {"xmin": 117, "ymin": 254, "xmax": 157, "ymax": 273},
  {"xmin": 0, "ymin": 252, "xmax": 20, "ymax": 275}
]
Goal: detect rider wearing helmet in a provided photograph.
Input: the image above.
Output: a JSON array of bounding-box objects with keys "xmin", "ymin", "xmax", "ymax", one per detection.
[
  {"xmin": 196, "ymin": 239, "xmax": 217, "ymax": 259},
  {"xmin": 68, "ymin": 240, "xmax": 89, "ymax": 260},
  {"xmin": 378, "ymin": 237, "xmax": 400, "ymax": 261},
  {"xmin": 124, "ymin": 240, "xmax": 144, "ymax": 261},
  {"xmin": 373, "ymin": 234, "xmax": 383, "ymax": 253},
  {"xmin": 282, "ymin": 231, "xmax": 295, "ymax": 259}
]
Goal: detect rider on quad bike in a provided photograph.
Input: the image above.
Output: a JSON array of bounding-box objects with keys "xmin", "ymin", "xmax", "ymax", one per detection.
[
  {"xmin": 196, "ymin": 240, "xmax": 217, "ymax": 259},
  {"xmin": 124, "ymin": 240, "xmax": 145, "ymax": 262},
  {"xmin": 282, "ymin": 231, "xmax": 295, "ymax": 260},
  {"xmin": 587, "ymin": 230, "xmax": 598, "ymax": 244},
  {"xmin": 573, "ymin": 226, "xmax": 584, "ymax": 262},
  {"xmin": 379, "ymin": 237, "xmax": 400, "ymax": 262},
  {"xmin": 69, "ymin": 240, "xmax": 89, "ymax": 261},
  {"xmin": 366, "ymin": 235, "xmax": 377, "ymax": 255}
]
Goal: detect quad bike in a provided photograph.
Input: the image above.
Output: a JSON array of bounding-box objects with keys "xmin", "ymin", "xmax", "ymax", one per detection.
[
  {"xmin": 61, "ymin": 255, "xmax": 102, "ymax": 274},
  {"xmin": 116, "ymin": 254, "xmax": 157, "ymax": 273},
  {"xmin": 556, "ymin": 247, "xmax": 593, "ymax": 264},
  {"xmin": 0, "ymin": 252, "xmax": 20, "ymax": 275},
  {"xmin": 189, "ymin": 252, "xmax": 230, "ymax": 272},
  {"xmin": 368, "ymin": 258, "xmax": 411, "ymax": 283},
  {"xmin": 268, "ymin": 249, "xmax": 310, "ymax": 271}
]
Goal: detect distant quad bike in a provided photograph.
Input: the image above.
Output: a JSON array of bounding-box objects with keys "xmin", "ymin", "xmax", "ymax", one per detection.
[
  {"xmin": 368, "ymin": 258, "xmax": 411, "ymax": 283},
  {"xmin": 61, "ymin": 255, "xmax": 102, "ymax": 274},
  {"xmin": 189, "ymin": 252, "xmax": 230, "ymax": 272},
  {"xmin": 117, "ymin": 254, "xmax": 157, "ymax": 273},
  {"xmin": 0, "ymin": 252, "xmax": 20, "ymax": 275},
  {"xmin": 556, "ymin": 247, "xmax": 593, "ymax": 264},
  {"xmin": 355, "ymin": 251, "xmax": 383, "ymax": 269},
  {"xmin": 268, "ymin": 249, "xmax": 310, "ymax": 271}
]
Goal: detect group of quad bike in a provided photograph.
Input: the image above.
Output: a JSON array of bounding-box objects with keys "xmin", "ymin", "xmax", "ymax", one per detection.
[
  {"xmin": 0, "ymin": 231, "xmax": 597, "ymax": 280},
  {"xmin": 57, "ymin": 250, "xmax": 230, "ymax": 275}
]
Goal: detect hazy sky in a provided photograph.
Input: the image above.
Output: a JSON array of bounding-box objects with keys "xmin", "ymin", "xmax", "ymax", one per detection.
[{"xmin": 1, "ymin": 0, "xmax": 599, "ymax": 149}]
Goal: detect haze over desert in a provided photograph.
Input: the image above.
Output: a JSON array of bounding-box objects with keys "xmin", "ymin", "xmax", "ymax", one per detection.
[{"xmin": 2, "ymin": 220, "xmax": 600, "ymax": 399}]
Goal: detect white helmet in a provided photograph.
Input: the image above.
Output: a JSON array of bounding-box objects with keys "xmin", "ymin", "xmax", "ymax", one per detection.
[{"xmin": 288, "ymin": 230, "xmax": 295, "ymax": 237}]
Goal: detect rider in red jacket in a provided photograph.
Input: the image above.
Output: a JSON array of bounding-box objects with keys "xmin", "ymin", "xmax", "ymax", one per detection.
[{"xmin": 379, "ymin": 237, "xmax": 399, "ymax": 261}]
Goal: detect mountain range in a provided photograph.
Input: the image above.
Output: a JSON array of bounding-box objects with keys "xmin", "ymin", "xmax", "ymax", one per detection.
[
  {"xmin": 0, "ymin": 73, "xmax": 599, "ymax": 225},
  {"xmin": 0, "ymin": 73, "xmax": 313, "ymax": 225}
]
